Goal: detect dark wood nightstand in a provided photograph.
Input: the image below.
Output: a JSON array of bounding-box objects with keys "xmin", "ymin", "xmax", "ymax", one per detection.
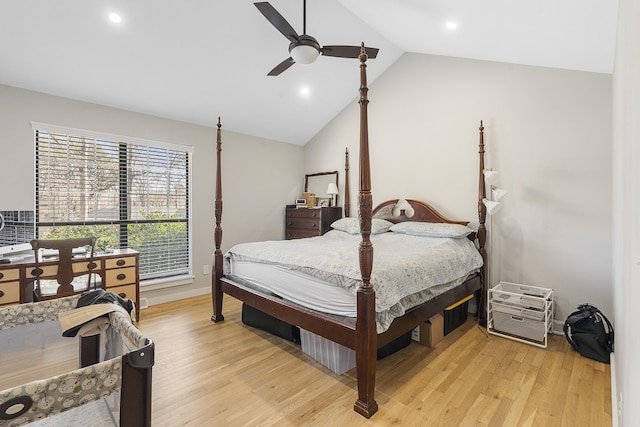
[{"xmin": 285, "ymin": 206, "xmax": 342, "ymax": 240}]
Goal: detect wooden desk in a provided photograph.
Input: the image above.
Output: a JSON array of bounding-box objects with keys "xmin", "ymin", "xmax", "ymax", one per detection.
[{"xmin": 0, "ymin": 249, "xmax": 140, "ymax": 320}]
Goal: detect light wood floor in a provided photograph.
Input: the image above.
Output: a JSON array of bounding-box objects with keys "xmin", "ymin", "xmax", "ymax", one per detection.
[{"xmin": 137, "ymin": 294, "xmax": 612, "ymax": 426}]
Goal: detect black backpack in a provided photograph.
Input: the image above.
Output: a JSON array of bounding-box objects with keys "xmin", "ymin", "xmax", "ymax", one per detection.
[{"xmin": 563, "ymin": 303, "xmax": 614, "ymax": 364}]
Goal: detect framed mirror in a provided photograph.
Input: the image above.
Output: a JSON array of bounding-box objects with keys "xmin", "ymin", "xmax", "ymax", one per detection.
[{"xmin": 304, "ymin": 171, "xmax": 338, "ymax": 202}]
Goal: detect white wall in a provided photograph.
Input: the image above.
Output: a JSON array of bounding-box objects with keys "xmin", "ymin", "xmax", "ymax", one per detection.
[
  {"xmin": 0, "ymin": 84, "xmax": 304, "ymax": 304},
  {"xmin": 612, "ymin": 0, "xmax": 640, "ymax": 424},
  {"xmin": 305, "ymin": 53, "xmax": 613, "ymax": 324}
]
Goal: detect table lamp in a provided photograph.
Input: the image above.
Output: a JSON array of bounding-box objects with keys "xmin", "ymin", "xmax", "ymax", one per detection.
[{"xmin": 327, "ymin": 182, "xmax": 339, "ymax": 207}]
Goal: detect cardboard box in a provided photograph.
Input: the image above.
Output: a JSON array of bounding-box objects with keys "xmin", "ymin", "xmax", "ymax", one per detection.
[
  {"xmin": 301, "ymin": 192, "xmax": 317, "ymax": 207},
  {"xmin": 411, "ymin": 313, "xmax": 444, "ymax": 347}
]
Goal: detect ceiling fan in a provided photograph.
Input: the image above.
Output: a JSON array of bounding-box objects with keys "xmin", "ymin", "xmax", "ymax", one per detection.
[{"xmin": 254, "ymin": 1, "xmax": 380, "ymax": 76}]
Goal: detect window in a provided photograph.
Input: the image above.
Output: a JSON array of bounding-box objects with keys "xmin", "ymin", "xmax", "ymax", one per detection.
[{"xmin": 33, "ymin": 123, "xmax": 192, "ymax": 282}]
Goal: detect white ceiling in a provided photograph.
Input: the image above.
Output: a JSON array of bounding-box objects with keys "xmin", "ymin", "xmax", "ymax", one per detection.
[{"xmin": 0, "ymin": 0, "xmax": 618, "ymax": 145}]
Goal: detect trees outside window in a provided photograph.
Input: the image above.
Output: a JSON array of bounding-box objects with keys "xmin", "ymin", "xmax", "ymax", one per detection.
[{"xmin": 35, "ymin": 127, "xmax": 191, "ymax": 281}]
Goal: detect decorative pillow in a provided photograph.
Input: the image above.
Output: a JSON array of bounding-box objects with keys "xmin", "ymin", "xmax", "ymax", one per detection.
[
  {"xmin": 390, "ymin": 221, "xmax": 473, "ymax": 238},
  {"xmin": 330, "ymin": 217, "xmax": 394, "ymax": 235}
]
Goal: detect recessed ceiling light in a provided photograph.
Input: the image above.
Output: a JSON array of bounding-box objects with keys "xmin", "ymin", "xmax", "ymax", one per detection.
[
  {"xmin": 445, "ymin": 21, "xmax": 458, "ymax": 30},
  {"xmin": 109, "ymin": 13, "xmax": 122, "ymax": 24},
  {"xmin": 299, "ymin": 86, "xmax": 311, "ymax": 98}
]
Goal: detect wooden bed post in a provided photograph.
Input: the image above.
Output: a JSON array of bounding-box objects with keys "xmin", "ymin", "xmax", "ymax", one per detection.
[
  {"xmin": 344, "ymin": 148, "xmax": 350, "ymax": 218},
  {"xmin": 211, "ymin": 117, "xmax": 224, "ymax": 322},
  {"xmin": 476, "ymin": 121, "xmax": 488, "ymax": 326},
  {"xmin": 354, "ymin": 43, "xmax": 379, "ymax": 419}
]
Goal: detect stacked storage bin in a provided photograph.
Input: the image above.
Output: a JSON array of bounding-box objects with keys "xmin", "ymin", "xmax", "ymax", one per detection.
[{"xmin": 487, "ymin": 281, "xmax": 554, "ymax": 348}]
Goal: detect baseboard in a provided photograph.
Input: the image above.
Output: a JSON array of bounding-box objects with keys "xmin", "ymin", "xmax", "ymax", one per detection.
[
  {"xmin": 141, "ymin": 286, "xmax": 210, "ymax": 308},
  {"xmin": 611, "ymin": 352, "xmax": 619, "ymax": 427},
  {"xmin": 552, "ymin": 319, "xmax": 565, "ymax": 335}
]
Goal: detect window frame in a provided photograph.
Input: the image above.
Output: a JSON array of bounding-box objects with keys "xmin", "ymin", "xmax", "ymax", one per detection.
[{"xmin": 31, "ymin": 122, "xmax": 194, "ymax": 286}]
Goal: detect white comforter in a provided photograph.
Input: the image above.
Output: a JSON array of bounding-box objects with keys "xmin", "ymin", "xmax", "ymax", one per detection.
[{"xmin": 224, "ymin": 230, "xmax": 483, "ymax": 332}]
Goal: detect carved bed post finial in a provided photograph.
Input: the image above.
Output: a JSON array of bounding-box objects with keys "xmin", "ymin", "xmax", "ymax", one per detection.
[
  {"xmin": 354, "ymin": 42, "xmax": 378, "ymax": 419},
  {"xmin": 345, "ymin": 148, "xmax": 350, "ymax": 218},
  {"xmin": 476, "ymin": 120, "xmax": 488, "ymax": 326},
  {"xmin": 211, "ymin": 117, "xmax": 225, "ymax": 322}
]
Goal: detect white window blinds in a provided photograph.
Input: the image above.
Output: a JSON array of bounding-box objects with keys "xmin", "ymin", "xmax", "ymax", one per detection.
[{"xmin": 34, "ymin": 126, "xmax": 191, "ymax": 280}]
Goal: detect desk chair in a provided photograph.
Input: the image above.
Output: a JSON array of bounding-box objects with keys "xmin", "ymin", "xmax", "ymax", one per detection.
[{"xmin": 30, "ymin": 237, "xmax": 98, "ymax": 300}]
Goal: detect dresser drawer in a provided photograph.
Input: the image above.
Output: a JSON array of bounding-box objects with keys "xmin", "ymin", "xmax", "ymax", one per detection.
[
  {"xmin": 27, "ymin": 260, "xmax": 102, "ymax": 278},
  {"xmin": 286, "ymin": 208, "xmax": 322, "ymax": 219},
  {"xmin": 105, "ymin": 266, "xmax": 137, "ymax": 287},
  {"xmin": 105, "ymin": 256, "xmax": 137, "ymax": 269},
  {"xmin": 27, "ymin": 264, "xmax": 58, "ymax": 278},
  {"xmin": 108, "ymin": 283, "xmax": 137, "ymax": 304},
  {"xmin": 0, "ymin": 281, "xmax": 20, "ymax": 305},
  {"xmin": 286, "ymin": 229, "xmax": 322, "ymax": 240},
  {"xmin": 73, "ymin": 259, "xmax": 102, "ymax": 274},
  {"xmin": 0, "ymin": 268, "xmax": 20, "ymax": 282},
  {"xmin": 286, "ymin": 217, "xmax": 321, "ymax": 231}
]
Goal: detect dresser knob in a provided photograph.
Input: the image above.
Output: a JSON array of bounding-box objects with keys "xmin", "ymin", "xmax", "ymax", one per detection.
[
  {"xmin": 31, "ymin": 268, "xmax": 44, "ymax": 277},
  {"xmin": 117, "ymin": 273, "xmax": 126, "ymax": 281},
  {"xmin": 0, "ymin": 273, "xmax": 3, "ymax": 280},
  {"xmin": 0, "ymin": 290, "xmax": 4, "ymax": 298},
  {"xmin": 118, "ymin": 292, "xmax": 127, "ymax": 298},
  {"xmin": 116, "ymin": 259, "xmax": 126, "ymax": 266},
  {"xmin": 87, "ymin": 262, "xmax": 98, "ymax": 270}
]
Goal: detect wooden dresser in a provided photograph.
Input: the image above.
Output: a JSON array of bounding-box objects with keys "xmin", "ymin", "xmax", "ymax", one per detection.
[{"xmin": 285, "ymin": 206, "xmax": 342, "ymax": 240}]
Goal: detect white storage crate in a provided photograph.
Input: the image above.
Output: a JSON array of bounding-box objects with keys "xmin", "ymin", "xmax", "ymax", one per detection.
[
  {"xmin": 300, "ymin": 329, "xmax": 355, "ymax": 374},
  {"xmin": 490, "ymin": 301, "xmax": 546, "ymax": 321},
  {"xmin": 488, "ymin": 281, "xmax": 554, "ymax": 348},
  {"xmin": 490, "ymin": 282, "xmax": 552, "ymax": 310},
  {"xmin": 492, "ymin": 311, "xmax": 547, "ymax": 342}
]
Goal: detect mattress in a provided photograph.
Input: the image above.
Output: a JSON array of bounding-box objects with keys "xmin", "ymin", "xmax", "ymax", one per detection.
[{"xmin": 224, "ymin": 230, "xmax": 483, "ymax": 333}]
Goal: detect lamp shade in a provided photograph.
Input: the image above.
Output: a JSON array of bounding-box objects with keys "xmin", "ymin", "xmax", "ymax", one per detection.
[
  {"xmin": 482, "ymin": 198, "xmax": 502, "ymax": 215},
  {"xmin": 483, "ymin": 169, "xmax": 500, "ymax": 186},
  {"xmin": 492, "ymin": 187, "xmax": 508, "ymax": 201},
  {"xmin": 326, "ymin": 182, "xmax": 339, "ymax": 195},
  {"xmin": 290, "ymin": 44, "xmax": 320, "ymax": 64}
]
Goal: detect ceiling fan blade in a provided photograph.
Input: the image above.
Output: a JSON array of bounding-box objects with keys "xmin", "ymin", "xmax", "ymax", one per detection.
[
  {"xmin": 254, "ymin": 2, "xmax": 299, "ymax": 43},
  {"xmin": 321, "ymin": 45, "xmax": 379, "ymax": 59},
  {"xmin": 267, "ymin": 57, "xmax": 295, "ymax": 76}
]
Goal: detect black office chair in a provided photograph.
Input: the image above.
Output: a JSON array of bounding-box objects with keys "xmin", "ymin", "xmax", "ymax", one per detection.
[{"xmin": 30, "ymin": 237, "xmax": 98, "ymax": 300}]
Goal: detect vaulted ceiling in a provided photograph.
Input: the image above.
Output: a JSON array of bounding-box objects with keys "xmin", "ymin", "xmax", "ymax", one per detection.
[{"xmin": 0, "ymin": 0, "xmax": 618, "ymax": 145}]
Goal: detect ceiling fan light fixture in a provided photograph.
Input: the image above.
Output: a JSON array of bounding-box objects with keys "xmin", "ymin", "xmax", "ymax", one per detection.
[
  {"xmin": 289, "ymin": 35, "xmax": 321, "ymax": 64},
  {"xmin": 290, "ymin": 44, "xmax": 320, "ymax": 64}
]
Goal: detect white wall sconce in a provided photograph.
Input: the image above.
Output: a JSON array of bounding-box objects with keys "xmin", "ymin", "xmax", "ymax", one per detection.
[{"xmin": 392, "ymin": 199, "xmax": 415, "ymax": 218}]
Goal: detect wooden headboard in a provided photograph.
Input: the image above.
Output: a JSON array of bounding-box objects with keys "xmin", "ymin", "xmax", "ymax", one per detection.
[{"xmin": 372, "ymin": 199, "xmax": 469, "ymax": 225}]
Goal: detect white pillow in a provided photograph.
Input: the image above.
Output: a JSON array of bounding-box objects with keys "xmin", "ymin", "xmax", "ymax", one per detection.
[
  {"xmin": 331, "ymin": 217, "xmax": 394, "ymax": 235},
  {"xmin": 390, "ymin": 221, "xmax": 473, "ymax": 238}
]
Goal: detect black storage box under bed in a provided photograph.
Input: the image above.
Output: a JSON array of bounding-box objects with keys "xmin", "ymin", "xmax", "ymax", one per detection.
[{"xmin": 241, "ymin": 303, "xmax": 411, "ymax": 359}]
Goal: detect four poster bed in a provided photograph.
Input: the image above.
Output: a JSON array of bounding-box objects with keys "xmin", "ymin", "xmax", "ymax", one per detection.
[{"xmin": 211, "ymin": 44, "xmax": 489, "ymax": 418}]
